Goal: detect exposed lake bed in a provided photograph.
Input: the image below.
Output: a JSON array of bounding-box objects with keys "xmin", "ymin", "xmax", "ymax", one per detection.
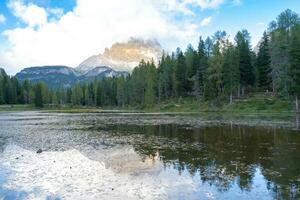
[{"xmin": 0, "ymin": 111, "xmax": 299, "ymax": 199}]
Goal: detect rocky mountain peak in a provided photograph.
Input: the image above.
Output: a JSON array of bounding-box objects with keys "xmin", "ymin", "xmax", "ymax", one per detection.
[{"xmin": 76, "ymin": 38, "xmax": 162, "ymax": 73}]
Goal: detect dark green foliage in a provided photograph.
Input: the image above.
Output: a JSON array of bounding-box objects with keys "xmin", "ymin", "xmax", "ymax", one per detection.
[
  {"xmin": 235, "ymin": 30, "xmax": 255, "ymax": 92},
  {"xmin": 288, "ymin": 24, "xmax": 300, "ymax": 111},
  {"xmin": 157, "ymin": 53, "xmax": 175, "ymax": 101},
  {"xmin": 194, "ymin": 37, "xmax": 208, "ymax": 99},
  {"xmin": 269, "ymin": 9, "xmax": 300, "ymax": 96},
  {"xmin": 34, "ymin": 83, "xmax": 43, "ymax": 108},
  {"xmin": 207, "ymin": 36, "xmax": 224, "ymax": 100},
  {"xmin": 175, "ymin": 48, "xmax": 187, "ymax": 97},
  {"xmin": 0, "ymin": 9, "xmax": 299, "ymax": 112},
  {"xmin": 223, "ymin": 41, "xmax": 240, "ymax": 103},
  {"xmin": 256, "ymin": 32, "xmax": 272, "ymax": 90}
]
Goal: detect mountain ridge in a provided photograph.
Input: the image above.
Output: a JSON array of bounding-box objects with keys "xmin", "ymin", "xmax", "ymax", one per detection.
[
  {"xmin": 76, "ymin": 38, "xmax": 162, "ymax": 73},
  {"xmin": 15, "ymin": 65, "xmax": 128, "ymax": 88},
  {"xmin": 13, "ymin": 38, "xmax": 162, "ymax": 88}
]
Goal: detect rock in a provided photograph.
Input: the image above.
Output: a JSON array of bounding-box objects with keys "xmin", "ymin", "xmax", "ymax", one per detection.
[{"xmin": 36, "ymin": 149, "xmax": 43, "ymax": 154}]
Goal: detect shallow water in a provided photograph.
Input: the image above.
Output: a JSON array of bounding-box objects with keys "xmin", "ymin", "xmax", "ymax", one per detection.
[{"xmin": 0, "ymin": 111, "xmax": 299, "ymax": 200}]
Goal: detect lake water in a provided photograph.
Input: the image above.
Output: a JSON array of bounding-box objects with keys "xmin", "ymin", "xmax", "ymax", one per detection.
[{"xmin": 0, "ymin": 111, "xmax": 299, "ymax": 200}]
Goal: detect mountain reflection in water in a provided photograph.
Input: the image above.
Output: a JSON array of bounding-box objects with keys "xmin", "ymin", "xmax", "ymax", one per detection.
[{"xmin": 0, "ymin": 112, "xmax": 299, "ymax": 199}]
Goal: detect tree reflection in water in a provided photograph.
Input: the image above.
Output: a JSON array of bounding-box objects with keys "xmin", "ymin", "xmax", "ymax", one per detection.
[{"xmin": 103, "ymin": 124, "xmax": 300, "ymax": 199}]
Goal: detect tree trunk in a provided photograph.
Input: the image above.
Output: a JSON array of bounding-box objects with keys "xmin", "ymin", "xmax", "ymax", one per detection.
[
  {"xmin": 296, "ymin": 114, "xmax": 299, "ymax": 130},
  {"xmin": 229, "ymin": 91, "xmax": 233, "ymax": 105},
  {"xmin": 238, "ymin": 86, "xmax": 240, "ymax": 98},
  {"xmin": 296, "ymin": 96, "xmax": 299, "ymax": 113},
  {"xmin": 242, "ymin": 87, "xmax": 245, "ymax": 97}
]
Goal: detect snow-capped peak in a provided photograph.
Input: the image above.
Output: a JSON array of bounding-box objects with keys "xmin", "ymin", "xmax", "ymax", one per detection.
[{"xmin": 76, "ymin": 38, "xmax": 163, "ymax": 73}]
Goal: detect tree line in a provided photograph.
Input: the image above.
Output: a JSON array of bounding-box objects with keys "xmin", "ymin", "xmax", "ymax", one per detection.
[{"xmin": 1, "ymin": 9, "xmax": 300, "ymax": 111}]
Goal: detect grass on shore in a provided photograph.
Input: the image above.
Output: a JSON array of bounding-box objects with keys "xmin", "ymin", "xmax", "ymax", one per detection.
[{"xmin": 0, "ymin": 94, "xmax": 295, "ymax": 116}]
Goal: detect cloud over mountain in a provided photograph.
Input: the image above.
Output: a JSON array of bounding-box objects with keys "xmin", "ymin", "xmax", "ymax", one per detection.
[{"xmin": 0, "ymin": 0, "xmax": 241, "ymax": 74}]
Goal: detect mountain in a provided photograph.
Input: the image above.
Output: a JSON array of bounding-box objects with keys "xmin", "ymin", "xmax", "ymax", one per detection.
[
  {"xmin": 15, "ymin": 66, "xmax": 79, "ymax": 88},
  {"xmin": 15, "ymin": 65, "xmax": 128, "ymax": 88},
  {"xmin": 14, "ymin": 38, "xmax": 161, "ymax": 88},
  {"xmin": 76, "ymin": 38, "xmax": 163, "ymax": 73},
  {"xmin": 79, "ymin": 66, "xmax": 128, "ymax": 81},
  {"xmin": 0, "ymin": 68, "xmax": 6, "ymax": 76}
]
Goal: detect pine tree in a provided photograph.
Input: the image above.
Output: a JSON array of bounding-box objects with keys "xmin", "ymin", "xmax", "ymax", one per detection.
[
  {"xmin": 157, "ymin": 53, "xmax": 175, "ymax": 101},
  {"xmin": 66, "ymin": 88, "xmax": 72, "ymax": 104},
  {"xmin": 256, "ymin": 32, "xmax": 272, "ymax": 91},
  {"xmin": 184, "ymin": 44, "xmax": 199, "ymax": 96},
  {"xmin": 223, "ymin": 40, "xmax": 240, "ymax": 104},
  {"xmin": 71, "ymin": 84, "xmax": 83, "ymax": 105},
  {"xmin": 289, "ymin": 25, "xmax": 300, "ymax": 112},
  {"xmin": 269, "ymin": 9, "xmax": 299, "ymax": 96},
  {"xmin": 96, "ymin": 82, "xmax": 102, "ymax": 107},
  {"xmin": 235, "ymin": 30, "xmax": 255, "ymax": 95},
  {"xmin": 194, "ymin": 37, "xmax": 209, "ymax": 99},
  {"xmin": 34, "ymin": 83, "xmax": 43, "ymax": 108},
  {"xmin": 175, "ymin": 48, "xmax": 187, "ymax": 97},
  {"xmin": 23, "ymin": 80, "xmax": 31, "ymax": 104},
  {"xmin": 116, "ymin": 76, "xmax": 126, "ymax": 107},
  {"xmin": 0, "ymin": 74, "xmax": 4, "ymax": 104},
  {"xmin": 207, "ymin": 37, "xmax": 224, "ymax": 101},
  {"xmin": 144, "ymin": 61, "xmax": 157, "ymax": 106}
]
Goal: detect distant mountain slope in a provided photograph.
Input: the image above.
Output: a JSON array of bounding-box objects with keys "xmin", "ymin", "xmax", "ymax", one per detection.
[
  {"xmin": 14, "ymin": 38, "xmax": 162, "ymax": 88},
  {"xmin": 15, "ymin": 66, "xmax": 79, "ymax": 88},
  {"xmin": 0, "ymin": 68, "xmax": 6, "ymax": 76},
  {"xmin": 15, "ymin": 65, "xmax": 128, "ymax": 88},
  {"xmin": 79, "ymin": 66, "xmax": 128, "ymax": 81},
  {"xmin": 76, "ymin": 38, "xmax": 162, "ymax": 73}
]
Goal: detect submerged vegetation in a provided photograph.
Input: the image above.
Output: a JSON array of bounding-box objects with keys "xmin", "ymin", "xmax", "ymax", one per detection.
[{"xmin": 0, "ymin": 9, "xmax": 300, "ymax": 113}]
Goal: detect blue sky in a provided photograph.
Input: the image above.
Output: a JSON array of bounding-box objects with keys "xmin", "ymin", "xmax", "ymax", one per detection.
[{"xmin": 0, "ymin": 0, "xmax": 299, "ymax": 74}]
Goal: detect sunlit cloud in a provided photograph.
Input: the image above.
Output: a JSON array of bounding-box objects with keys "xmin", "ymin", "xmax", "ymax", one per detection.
[
  {"xmin": 200, "ymin": 16, "xmax": 212, "ymax": 26},
  {"xmin": 7, "ymin": 0, "xmax": 47, "ymax": 27},
  {"xmin": 0, "ymin": 0, "xmax": 244, "ymax": 74}
]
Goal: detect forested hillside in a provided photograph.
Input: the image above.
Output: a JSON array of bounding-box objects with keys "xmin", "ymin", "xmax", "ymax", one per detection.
[{"xmin": 1, "ymin": 9, "xmax": 300, "ymax": 111}]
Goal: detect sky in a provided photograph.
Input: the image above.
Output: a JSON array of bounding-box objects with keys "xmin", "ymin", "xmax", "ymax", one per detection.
[{"xmin": 0, "ymin": 0, "xmax": 299, "ymax": 75}]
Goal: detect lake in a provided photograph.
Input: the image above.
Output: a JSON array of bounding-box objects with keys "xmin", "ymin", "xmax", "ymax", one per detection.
[{"xmin": 0, "ymin": 111, "xmax": 299, "ymax": 200}]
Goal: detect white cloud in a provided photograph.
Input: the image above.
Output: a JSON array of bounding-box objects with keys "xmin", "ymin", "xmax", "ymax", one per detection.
[
  {"xmin": 184, "ymin": 0, "xmax": 225, "ymax": 9},
  {"xmin": 7, "ymin": 0, "xmax": 47, "ymax": 27},
  {"xmin": 2, "ymin": 0, "xmax": 205, "ymax": 74},
  {"xmin": 1, "ymin": 0, "xmax": 241, "ymax": 74},
  {"xmin": 200, "ymin": 16, "xmax": 212, "ymax": 26},
  {"xmin": 0, "ymin": 14, "xmax": 6, "ymax": 24},
  {"xmin": 48, "ymin": 8, "xmax": 64, "ymax": 18}
]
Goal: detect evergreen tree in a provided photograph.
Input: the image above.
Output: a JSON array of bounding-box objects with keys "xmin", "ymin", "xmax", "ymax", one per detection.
[
  {"xmin": 23, "ymin": 80, "xmax": 31, "ymax": 104},
  {"xmin": 194, "ymin": 37, "xmax": 208, "ymax": 99},
  {"xmin": 144, "ymin": 61, "xmax": 157, "ymax": 106},
  {"xmin": 256, "ymin": 32, "xmax": 272, "ymax": 91},
  {"xmin": 207, "ymin": 34, "xmax": 225, "ymax": 101},
  {"xmin": 71, "ymin": 84, "xmax": 83, "ymax": 105},
  {"xmin": 223, "ymin": 40, "xmax": 240, "ymax": 104},
  {"xmin": 235, "ymin": 30, "xmax": 255, "ymax": 95},
  {"xmin": 157, "ymin": 53, "xmax": 175, "ymax": 101},
  {"xmin": 96, "ymin": 82, "xmax": 102, "ymax": 107},
  {"xmin": 0, "ymin": 73, "xmax": 4, "ymax": 104},
  {"xmin": 175, "ymin": 48, "xmax": 187, "ymax": 97},
  {"xmin": 288, "ymin": 25, "xmax": 300, "ymax": 112},
  {"xmin": 269, "ymin": 9, "xmax": 299, "ymax": 95},
  {"xmin": 34, "ymin": 83, "xmax": 43, "ymax": 108},
  {"xmin": 66, "ymin": 88, "xmax": 72, "ymax": 104},
  {"xmin": 116, "ymin": 76, "xmax": 126, "ymax": 107}
]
